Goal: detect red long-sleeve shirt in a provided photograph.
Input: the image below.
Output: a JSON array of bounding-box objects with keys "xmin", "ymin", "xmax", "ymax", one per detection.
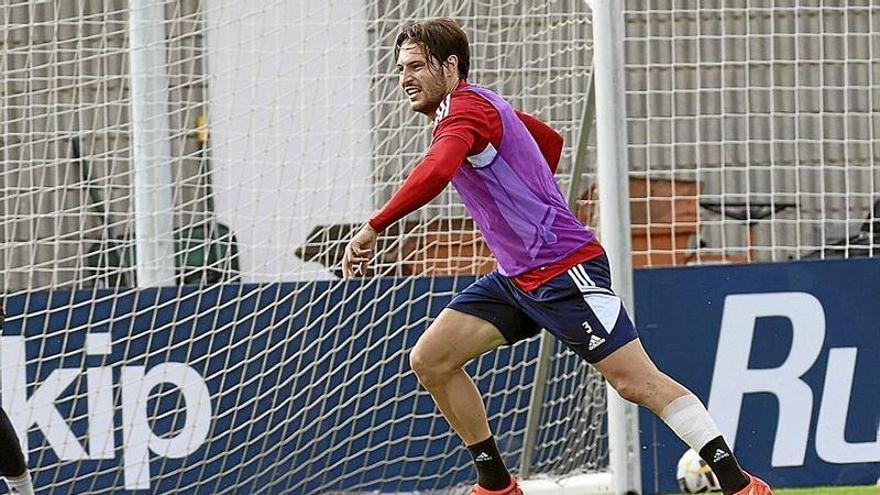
[{"xmin": 370, "ymin": 81, "xmax": 603, "ymax": 290}]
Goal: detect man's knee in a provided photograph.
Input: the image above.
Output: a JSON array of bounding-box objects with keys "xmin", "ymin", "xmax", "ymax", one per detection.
[
  {"xmin": 609, "ymin": 376, "xmax": 647, "ymax": 404},
  {"xmin": 609, "ymin": 368, "xmax": 686, "ymax": 410},
  {"xmin": 606, "ymin": 366, "xmax": 669, "ymax": 406},
  {"xmin": 409, "ymin": 345, "xmax": 458, "ymax": 389}
]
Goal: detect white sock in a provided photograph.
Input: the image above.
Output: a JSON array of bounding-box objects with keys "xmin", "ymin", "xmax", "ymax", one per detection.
[
  {"xmin": 660, "ymin": 394, "xmax": 722, "ymax": 453},
  {"xmin": 5, "ymin": 471, "xmax": 35, "ymax": 495}
]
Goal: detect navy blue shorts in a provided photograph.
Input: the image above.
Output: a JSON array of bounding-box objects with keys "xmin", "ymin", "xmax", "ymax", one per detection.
[{"xmin": 447, "ymin": 254, "xmax": 639, "ymax": 363}]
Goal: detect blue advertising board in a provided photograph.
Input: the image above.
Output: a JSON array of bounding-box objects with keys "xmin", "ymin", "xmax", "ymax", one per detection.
[
  {"xmin": 635, "ymin": 258, "xmax": 880, "ymax": 494},
  {"xmin": 2, "ymin": 278, "xmax": 543, "ymax": 494},
  {"xmin": 2, "ymin": 257, "xmax": 877, "ymax": 493}
]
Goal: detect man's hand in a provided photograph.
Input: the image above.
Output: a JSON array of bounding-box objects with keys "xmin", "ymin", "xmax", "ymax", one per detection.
[{"xmin": 342, "ymin": 224, "xmax": 378, "ymax": 279}]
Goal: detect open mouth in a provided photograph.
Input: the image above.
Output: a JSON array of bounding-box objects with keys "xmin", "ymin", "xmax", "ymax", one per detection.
[{"xmin": 404, "ymin": 86, "xmax": 420, "ymax": 99}]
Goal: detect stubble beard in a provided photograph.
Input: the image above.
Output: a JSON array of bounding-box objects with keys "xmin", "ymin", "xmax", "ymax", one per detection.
[{"xmin": 407, "ymin": 76, "xmax": 448, "ymax": 116}]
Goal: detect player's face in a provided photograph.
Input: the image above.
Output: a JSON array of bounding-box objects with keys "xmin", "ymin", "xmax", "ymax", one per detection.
[{"xmin": 396, "ymin": 42, "xmax": 450, "ymax": 116}]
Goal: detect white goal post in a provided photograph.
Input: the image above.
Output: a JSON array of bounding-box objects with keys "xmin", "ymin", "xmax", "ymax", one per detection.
[{"xmin": 591, "ymin": 1, "xmax": 641, "ymax": 493}]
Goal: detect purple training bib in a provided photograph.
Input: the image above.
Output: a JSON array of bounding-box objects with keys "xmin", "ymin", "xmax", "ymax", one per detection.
[{"xmin": 449, "ymin": 85, "xmax": 595, "ymax": 276}]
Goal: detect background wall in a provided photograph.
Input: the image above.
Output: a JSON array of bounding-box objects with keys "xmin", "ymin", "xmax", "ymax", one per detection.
[{"xmin": 204, "ymin": 1, "xmax": 373, "ymax": 281}]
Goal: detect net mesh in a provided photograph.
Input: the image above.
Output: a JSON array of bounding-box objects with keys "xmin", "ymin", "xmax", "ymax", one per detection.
[
  {"xmin": 0, "ymin": 1, "xmax": 604, "ymax": 494},
  {"xmin": 616, "ymin": 0, "xmax": 880, "ymax": 266},
  {"xmin": 6, "ymin": 1, "xmax": 876, "ymax": 493}
]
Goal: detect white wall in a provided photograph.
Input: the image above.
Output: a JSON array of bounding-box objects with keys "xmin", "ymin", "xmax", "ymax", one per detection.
[{"xmin": 204, "ymin": 1, "xmax": 372, "ymax": 281}]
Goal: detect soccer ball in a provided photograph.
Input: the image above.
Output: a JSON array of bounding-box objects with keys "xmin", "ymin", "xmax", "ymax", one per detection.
[{"xmin": 676, "ymin": 449, "xmax": 721, "ymax": 493}]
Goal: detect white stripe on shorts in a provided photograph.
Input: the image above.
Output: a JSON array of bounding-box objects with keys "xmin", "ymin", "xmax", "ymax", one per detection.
[
  {"xmin": 576, "ymin": 264, "xmax": 597, "ymax": 287},
  {"xmin": 567, "ymin": 266, "xmax": 591, "ymax": 291}
]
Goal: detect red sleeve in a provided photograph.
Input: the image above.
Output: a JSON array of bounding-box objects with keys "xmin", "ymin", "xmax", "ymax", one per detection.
[
  {"xmin": 367, "ymin": 136, "xmax": 470, "ymax": 232},
  {"xmin": 367, "ymin": 89, "xmax": 564, "ymax": 232},
  {"xmin": 369, "ymin": 90, "xmax": 492, "ymax": 233},
  {"xmin": 517, "ymin": 111, "xmax": 564, "ymax": 173},
  {"xmin": 433, "ymin": 92, "xmax": 563, "ymax": 174},
  {"xmin": 432, "ymin": 91, "xmax": 495, "ymax": 155}
]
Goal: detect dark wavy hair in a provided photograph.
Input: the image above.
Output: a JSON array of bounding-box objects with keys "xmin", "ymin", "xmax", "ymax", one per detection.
[{"xmin": 394, "ymin": 18, "xmax": 470, "ymax": 79}]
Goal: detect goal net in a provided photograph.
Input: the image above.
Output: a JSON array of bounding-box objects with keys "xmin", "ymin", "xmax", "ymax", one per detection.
[
  {"xmin": 611, "ymin": 1, "xmax": 880, "ymax": 267},
  {"xmin": 7, "ymin": 1, "xmax": 875, "ymax": 493},
  {"xmin": 1, "ymin": 1, "xmax": 603, "ymax": 494}
]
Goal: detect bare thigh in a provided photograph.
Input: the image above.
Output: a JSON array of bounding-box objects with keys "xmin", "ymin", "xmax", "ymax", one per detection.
[{"xmin": 411, "ymin": 308, "xmax": 507, "ymax": 370}]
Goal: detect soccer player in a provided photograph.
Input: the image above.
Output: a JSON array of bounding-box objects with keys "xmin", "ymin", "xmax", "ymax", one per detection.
[
  {"xmin": 0, "ymin": 305, "xmax": 36, "ymax": 495},
  {"xmin": 341, "ymin": 18, "xmax": 772, "ymax": 495}
]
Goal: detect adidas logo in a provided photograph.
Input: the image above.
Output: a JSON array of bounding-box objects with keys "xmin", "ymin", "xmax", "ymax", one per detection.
[
  {"xmin": 713, "ymin": 448, "xmax": 730, "ymax": 462},
  {"xmin": 588, "ymin": 334, "xmax": 605, "ymax": 351},
  {"xmin": 475, "ymin": 452, "xmax": 492, "ymax": 462}
]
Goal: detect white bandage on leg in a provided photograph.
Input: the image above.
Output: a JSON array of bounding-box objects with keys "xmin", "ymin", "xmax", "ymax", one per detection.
[
  {"xmin": 5, "ymin": 471, "xmax": 35, "ymax": 495},
  {"xmin": 659, "ymin": 394, "xmax": 722, "ymax": 453}
]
